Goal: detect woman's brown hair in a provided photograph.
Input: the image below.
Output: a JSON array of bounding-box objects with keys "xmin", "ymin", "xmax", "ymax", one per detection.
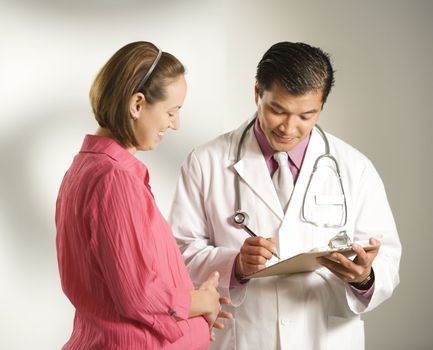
[{"xmin": 89, "ymin": 41, "xmax": 185, "ymax": 147}]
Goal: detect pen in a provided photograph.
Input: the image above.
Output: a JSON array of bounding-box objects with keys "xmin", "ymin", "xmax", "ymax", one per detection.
[{"xmin": 239, "ymin": 223, "xmax": 281, "ymax": 260}]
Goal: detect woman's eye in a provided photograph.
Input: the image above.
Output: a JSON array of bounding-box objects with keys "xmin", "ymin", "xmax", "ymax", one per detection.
[{"xmin": 168, "ymin": 113, "xmax": 174, "ymax": 117}]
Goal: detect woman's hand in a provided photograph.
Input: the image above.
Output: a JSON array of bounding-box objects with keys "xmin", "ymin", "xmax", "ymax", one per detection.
[
  {"xmin": 206, "ymin": 297, "xmax": 232, "ymax": 341},
  {"xmin": 198, "ymin": 272, "xmax": 232, "ymax": 340},
  {"xmin": 189, "ymin": 271, "xmax": 232, "ymax": 341},
  {"xmin": 197, "ymin": 271, "xmax": 222, "ymax": 328}
]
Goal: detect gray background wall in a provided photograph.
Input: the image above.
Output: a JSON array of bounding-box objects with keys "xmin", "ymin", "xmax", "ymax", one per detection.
[{"xmin": 0, "ymin": 0, "xmax": 432, "ymax": 349}]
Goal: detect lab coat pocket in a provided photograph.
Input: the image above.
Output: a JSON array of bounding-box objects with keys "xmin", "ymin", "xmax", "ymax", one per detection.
[
  {"xmin": 302, "ymin": 158, "xmax": 346, "ymax": 227},
  {"xmin": 304, "ymin": 194, "xmax": 345, "ymax": 227},
  {"xmin": 326, "ymin": 315, "xmax": 364, "ymax": 350}
]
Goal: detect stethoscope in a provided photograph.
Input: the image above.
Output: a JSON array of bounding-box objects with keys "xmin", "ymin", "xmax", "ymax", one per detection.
[{"xmin": 231, "ymin": 117, "xmax": 347, "ymax": 236}]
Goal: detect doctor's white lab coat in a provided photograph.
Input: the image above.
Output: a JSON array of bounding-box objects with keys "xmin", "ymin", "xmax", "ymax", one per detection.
[{"xmin": 169, "ymin": 120, "xmax": 401, "ymax": 350}]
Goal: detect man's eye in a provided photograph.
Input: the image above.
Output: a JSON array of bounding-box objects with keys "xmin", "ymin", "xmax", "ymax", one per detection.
[
  {"xmin": 300, "ymin": 114, "xmax": 313, "ymax": 120},
  {"xmin": 272, "ymin": 109, "xmax": 284, "ymax": 115}
]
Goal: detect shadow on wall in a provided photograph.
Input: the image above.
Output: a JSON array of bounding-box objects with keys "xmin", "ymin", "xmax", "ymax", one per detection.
[
  {"xmin": 0, "ymin": 107, "xmax": 90, "ymax": 346},
  {"xmin": 0, "ymin": 111, "xmax": 86, "ymax": 267}
]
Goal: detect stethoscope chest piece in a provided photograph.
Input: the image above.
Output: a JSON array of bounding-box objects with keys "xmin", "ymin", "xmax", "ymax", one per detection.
[{"xmin": 232, "ymin": 211, "xmax": 250, "ymax": 227}]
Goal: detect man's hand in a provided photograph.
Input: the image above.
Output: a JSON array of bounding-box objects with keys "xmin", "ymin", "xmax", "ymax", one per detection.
[
  {"xmin": 235, "ymin": 237, "xmax": 277, "ymax": 280},
  {"xmin": 318, "ymin": 237, "xmax": 380, "ymax": 284}
]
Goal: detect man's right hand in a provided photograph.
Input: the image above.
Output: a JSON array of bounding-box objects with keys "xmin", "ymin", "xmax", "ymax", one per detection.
[{"xmin": 235, "ymin": 237, "xmax": 277, "ymax": 280}]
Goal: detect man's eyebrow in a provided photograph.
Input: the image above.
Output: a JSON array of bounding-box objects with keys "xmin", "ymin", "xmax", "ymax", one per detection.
[
  {"xmin": 270, "ymin": 101, "xmax": 319, "ymax": 114},
  {"xmin": 301, "ymin": 108, "xmax": 320, "ymax": 114},
  {"xmin": 269, "ymin": 101, "xmax": 285, "ymax": 110}
]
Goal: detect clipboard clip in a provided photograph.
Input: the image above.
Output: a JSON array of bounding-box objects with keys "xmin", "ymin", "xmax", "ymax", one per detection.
[{"xmin": 328, "ymin": 230, "xmax": 352, "ymax": 250}]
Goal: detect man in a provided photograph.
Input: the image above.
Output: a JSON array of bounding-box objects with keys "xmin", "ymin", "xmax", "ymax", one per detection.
[{"xmin": 169, "ymin": 42, "xmax": 401, "ymax": 350}]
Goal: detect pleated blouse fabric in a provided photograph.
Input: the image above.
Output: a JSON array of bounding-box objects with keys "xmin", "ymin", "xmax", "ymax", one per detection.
[{"xmin": 55, "ymin": 135, "xmax": 209, "ymax": 349}]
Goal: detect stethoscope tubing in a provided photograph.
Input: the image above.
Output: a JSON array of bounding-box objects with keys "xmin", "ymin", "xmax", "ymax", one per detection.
[{"xmin": 232, "ymin": 117, "xmax": 347, "ymax": 228}]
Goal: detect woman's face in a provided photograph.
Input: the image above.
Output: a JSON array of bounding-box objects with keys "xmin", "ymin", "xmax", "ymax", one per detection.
[{"xmin": 131, "ymin": 75, "xmax": 187, "ymax": 151}]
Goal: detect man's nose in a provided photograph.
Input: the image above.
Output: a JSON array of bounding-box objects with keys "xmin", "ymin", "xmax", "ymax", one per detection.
[{"xmin": 280, "ymin": 115, "xmax": 297, "ymax": 133}]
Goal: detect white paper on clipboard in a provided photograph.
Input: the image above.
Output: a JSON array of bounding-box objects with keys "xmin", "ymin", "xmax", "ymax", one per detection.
[{"xmin": 244, "ymin": 242, "xmax": 375, "ymax": 279}]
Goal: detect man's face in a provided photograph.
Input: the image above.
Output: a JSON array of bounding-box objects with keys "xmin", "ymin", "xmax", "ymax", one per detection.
[{"xmin": 255, "ymin": 83, "xmax": 323, "ymax": 152}]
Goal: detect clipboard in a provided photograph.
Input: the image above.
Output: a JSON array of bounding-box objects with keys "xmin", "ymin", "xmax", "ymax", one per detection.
[{"xmin": 244, "ymin": 243, "xmax": 375, "ymax": 279}]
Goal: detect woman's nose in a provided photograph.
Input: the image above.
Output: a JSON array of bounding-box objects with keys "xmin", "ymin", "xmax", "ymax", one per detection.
[{"xmin": 169, "ymin": 114, "xmax": 180, "ymax": 130}]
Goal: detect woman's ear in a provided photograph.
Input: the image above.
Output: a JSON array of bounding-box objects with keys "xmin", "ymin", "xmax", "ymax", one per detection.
[{"xmin": 129, "ymin": 92, "xmax": 146, "ymax": 120}]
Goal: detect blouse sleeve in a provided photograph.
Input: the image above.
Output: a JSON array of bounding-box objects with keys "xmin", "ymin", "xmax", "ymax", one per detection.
[{"xmin": 87, "ymin": 168, "xmax": 191, "ymax": 344}]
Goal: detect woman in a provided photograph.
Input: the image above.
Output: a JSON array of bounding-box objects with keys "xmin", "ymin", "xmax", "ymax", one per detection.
[{"xmin": 55, "ymin": 41, "xmax": 230, "ymax": 349}]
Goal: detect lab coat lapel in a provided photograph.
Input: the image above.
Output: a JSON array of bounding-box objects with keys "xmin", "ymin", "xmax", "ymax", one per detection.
[{"xmin": 233, "ymin": 128, "xmax": 284, "ymax": 220}]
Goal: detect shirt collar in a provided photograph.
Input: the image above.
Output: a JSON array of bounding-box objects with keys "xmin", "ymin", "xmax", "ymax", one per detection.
[
  {"xmin": 253, "ymin": 117, "xmax": 310, "ymax": 170},
  {"xmin": 80, "ymin": 134, "xmax": 148, "ymax": 179}
]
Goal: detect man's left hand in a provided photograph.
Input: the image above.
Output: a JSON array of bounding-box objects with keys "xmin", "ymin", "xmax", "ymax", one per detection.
[{"xmin": 318, "ymin": 237, "xmax": 380, "ymax": 284}]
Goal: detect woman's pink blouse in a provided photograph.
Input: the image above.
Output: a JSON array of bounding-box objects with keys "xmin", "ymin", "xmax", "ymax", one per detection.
[{"xmin": 55, "ymin": 135, "xmax": 209, "ymax": 349}]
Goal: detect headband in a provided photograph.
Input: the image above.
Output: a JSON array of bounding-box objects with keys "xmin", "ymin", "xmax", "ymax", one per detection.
[{"xmin": 137, "ymin": 49, "xmax": 162, "ymax": 90}]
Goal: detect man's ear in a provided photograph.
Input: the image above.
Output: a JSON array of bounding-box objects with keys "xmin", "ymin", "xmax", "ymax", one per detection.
[
  {"xmin": 254, "ymin": 82, "xmax": 260, "ymax": 105},
  {"xmin": 129, "ymin": 92, "xmax": 146, "ymax": 120}
]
